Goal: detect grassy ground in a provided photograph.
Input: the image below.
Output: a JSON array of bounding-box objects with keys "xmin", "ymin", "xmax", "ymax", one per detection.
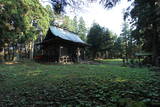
[{"xmin": 0, "ymin": 60, "xmax": 160, "ymax": 107}]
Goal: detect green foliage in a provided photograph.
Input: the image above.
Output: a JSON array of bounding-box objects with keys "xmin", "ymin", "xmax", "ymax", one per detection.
[
  {"xmin": 72, "ymin": 16, "xmax": 78, "ymax": 33},
  {"xmin": 60, "ymin": 16, "xmax": 72, "ymax": 31},
  {"xmin": 120, "ymin": 22, "xmax": 132, "ymax": 59},
  {"xmin": 0, "ymin": 0, "xmax": 52, "ymax": 44},
  {"xmin": 112, "ymin": 36, "xmax": 124, "ymax": 57},
  {"xmin": 0, "ymin": 0, "xmax": 26, "ymax": 42},
  {"xmin": 78, "ymin": 17, "xmax": 87, "ymax": 40},
  {"xmin": 128, "ymin": 0, "xmax": 160, "ymax": 65},
  {"xmin": 59, "ymin": 16, "xmax": 87, "ymax": 40},
  {"xmin": 87, "ymin": 23, "xmax": 116, "ymax": 59},
  {"xmin": 0, "ymin": 60, "xmax": 160, "ymax": 106},
  {"xmin": 87, "ymin": 23, "xmax": 104, "ymax": 58}
]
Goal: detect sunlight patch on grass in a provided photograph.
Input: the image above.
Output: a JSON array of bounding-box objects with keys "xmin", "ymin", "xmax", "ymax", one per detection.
[
  {"xmin": 97, "ymin": 59, "xmax": 123, "ymax": 65},
  {"xmin": 114, "ymin": 77, "xmax": 127, "ymax": 82},
  {"xmin": 3, "ymin": 61, "xmax": 20, "ymax": 65},
  {"xmin": 105, "ymin": 59, "xmax": 123, "ymax": 62}
]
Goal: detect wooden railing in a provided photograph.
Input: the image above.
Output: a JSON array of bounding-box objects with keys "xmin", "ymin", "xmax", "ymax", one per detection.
[{"xmin": 59, "ymin": 56, "xmax": 72, "ymax": 63}]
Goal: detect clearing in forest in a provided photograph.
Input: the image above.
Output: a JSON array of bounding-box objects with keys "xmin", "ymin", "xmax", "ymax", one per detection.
[{"xmin": 0, "ymin": 59, "xmax": 160, "ymax": 106}]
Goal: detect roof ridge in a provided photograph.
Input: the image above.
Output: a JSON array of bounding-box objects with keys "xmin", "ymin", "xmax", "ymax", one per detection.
[
  {"xmin": 49, "ymin": 26, "xmax": 87, "ymax": 45},
  {"xmin": 50, "ymin": 26, "xmax": 79, "ymax": 36}
]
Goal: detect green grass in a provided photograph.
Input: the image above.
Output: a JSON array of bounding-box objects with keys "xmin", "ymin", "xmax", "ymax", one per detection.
[
  {"xmin": 96, "ymin": 59, "xmax": 123, "ymax": 65},
  {"xmin": 0, "ymin": 60, "xmax": 160, "ymax": 106}
]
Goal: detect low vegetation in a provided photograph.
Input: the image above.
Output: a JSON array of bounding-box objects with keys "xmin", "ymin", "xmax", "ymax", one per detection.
[{"xmin": 0, "ymin": 60, "xmax": 160, "ymax": 106}]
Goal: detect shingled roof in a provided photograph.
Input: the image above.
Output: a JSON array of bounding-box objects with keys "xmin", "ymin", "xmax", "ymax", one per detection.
[{"xmin": 50, "ymin": 26, "xmax": 86, "ymax": 44}]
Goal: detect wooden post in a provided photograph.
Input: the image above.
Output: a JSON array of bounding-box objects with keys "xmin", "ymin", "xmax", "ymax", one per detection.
[
  {"xmin": 77, "ymin": 47, "xmax": 80, "ymax": 63},
  {"xmin": 14, "ymin": 44, "xmax": 20, "ymax": 61},
  {"xmin": 29, "ymin": 40, "xmax": 34, "ymax": 60},
  {"xmin": 59, "ymin": 46, "xmax": 63, "ymax": 63},
  {"xmin": 58, "ymin": 46, "xmax": 60, "ymax": 63},
  {"xmin": 105, "ymin": 51, "xmax": 108, "ymax": 59},
  {"xmin": 83, "ymin": 49, "xmax": 86, "ymax": 60}
]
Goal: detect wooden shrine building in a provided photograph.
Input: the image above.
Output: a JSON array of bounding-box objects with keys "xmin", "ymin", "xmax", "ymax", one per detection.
[{"xmin": 35, "ymin": 26, "xmax": 88, "ymax": 63}]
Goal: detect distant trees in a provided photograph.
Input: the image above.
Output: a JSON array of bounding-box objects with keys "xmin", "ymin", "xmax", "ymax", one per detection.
[
  {"xmin": 0, "ymin": 0, "xmax": 52, "ymax": 62},
  {"xmin": 86, "ymin": 22, "xmax": 140, "ymax": 61},
  {"xmin": 60, "ymin": 16, "xmax": 73, "ymax": 30},
  {"xmin": 1, "ymin": 0, "xmax": 159, "ymax": 66},
  {"xmin": 0, "ymin": 0, "xmax": 88, "ymax": 62},
  {"xmin": 72, "ymin": 16, "xmax": 79, "ymax": 33},
  {"xmin": 112, "ymin": 36, "xmax": 124, "ymax": 58},
  {"xmin": 59, "ymin": 16, "xmax": 87, "ymax": 40},
  {"xmin": 87, "ymin": 23, "xmax": 116, "ymax": 59},
  {"xmin": 78, "ymin": 17, "xmax": 87, "ymax": 41},
  {"xmin": 120, "ymin": 22, "xmax": 132, "ymax": 63}
]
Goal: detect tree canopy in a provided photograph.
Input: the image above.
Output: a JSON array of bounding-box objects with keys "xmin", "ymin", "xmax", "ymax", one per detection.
[
  {"xmin": 127, "ymin": 0, "xmax": 160, "ymax": 65},
  {"xmin": 87, "ymin": 23, "xmax": 117, "ymax": 59},
  {"xmin": 57, "ymin": 15, "xmax": 87, "ymax": 40},
  {"xmin": 50, "ymin": 0, "xmax": 124, "ymax": 14},
  {"xmin": 1, "ymin": 0, "xmax": 160, "ymax": 66},
  {"xmin": 0, "ymin": 0, "xmax": 53, "ymax": 61},
  {"xmin": 0, "ymin": 0, "xmax": 52, "ymax": 44}
]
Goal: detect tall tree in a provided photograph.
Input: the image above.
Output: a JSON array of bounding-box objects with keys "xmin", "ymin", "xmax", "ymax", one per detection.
[
  {"xmin": 0, "ymin": 0, "xmax": 52, "ymax": 61},
  {"xmin": 60, "ymin": 15, "xmax": 75, "ymax": 32},
  {"xmin": 87, "ymin": 23, "xmax": 116, "ymax": 59},
  {"xmin": 128, "ymin": 0, "xmax": 160, "ymax": 65},
  {"xmin": 120, "ymin": 22, "xmax": 131, "ymax": 63},
  {"xmin": 112, "ymin": 36, "xmax": 125, "ymax": 58},
  {"xmin": 72, "ymin": 16, "xmax": 78, "ymax": 33},
  {"xmin": 78, "ymin": 17, "xmax": 87, "ymax": 41},
  {"xmin": 87, "ymin": 23, "xmax": 104, "ymax": 59}
]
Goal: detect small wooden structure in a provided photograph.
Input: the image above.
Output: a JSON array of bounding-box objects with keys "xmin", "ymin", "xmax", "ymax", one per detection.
[
  {"xmin": 35, "ymin": 26, "xmax": 88, "ymax": 63},
  {"xmin": 135, "ymin": 52, "xmax": 152, "ymax": 65}
]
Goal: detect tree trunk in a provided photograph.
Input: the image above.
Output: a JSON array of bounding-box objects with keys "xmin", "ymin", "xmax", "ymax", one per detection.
[
  {"xmin": 77, "ymin": 47, "xmax": 80, "ymax": 63},
  {"xmin": 105, "ymin": 51, "xmax": 108, "ymax": 59},
  {"xmin": 92, "ymin": 50, "xmax": 96, "ymax": 60},
  {"xmin": 152, "ymin": 34, "xmax": 158, "ymax": 66},
  {"xmin": 13, "ymin": 43, "xmax": 20, "ymax": 61},
  {"xmin": 130, "ymin": 36, "xmax": 133, "ymax": 60},
  {"xmin": 152, "ymin": 18, "xmax": 158, "ymax": 66},
  {"xmin": 7, "ymin": 43, "xmax": 10, "ymax": 61},
  {"xmin": 58, "ymin": 45, "xmax": 61, "ymax": 63},
  {"xmin": 150, "ymin": 1, "xmax": 159, "ymax": 66},
  {"xmin": 4, "ymin": 45, "xmax": 7, "ymax": 61},
  {"xmin": 11, "ymin": 43, "xmax": 15, "ymax": 61},
  {"xmin": 24, "ymin": 44, "xmax": 27, "ymax": 59},
  {"xmin": 19, "ymin": 44, "xmax": 22, "ymax": 59},
  {"xmin": 0, "ymin": 47, "xmax": 4, "ymax": 63},
  {"xmin": 29, "ymin": 40, "xmax": 34, "ymax": 60},
  {"xmin": 125, "ymin": 42, "xmax": 129, "ymax": 63}
]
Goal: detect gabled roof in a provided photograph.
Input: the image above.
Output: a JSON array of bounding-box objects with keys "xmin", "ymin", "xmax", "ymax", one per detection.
[{"xmin": 50, "ymin": 26, "xmax": 86, "ymax": 44}]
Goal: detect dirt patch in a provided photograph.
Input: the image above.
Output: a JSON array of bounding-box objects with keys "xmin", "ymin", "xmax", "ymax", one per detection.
[{"xmin": 2, "ymin": 61, "xmax": 20, "ymax": 65}]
